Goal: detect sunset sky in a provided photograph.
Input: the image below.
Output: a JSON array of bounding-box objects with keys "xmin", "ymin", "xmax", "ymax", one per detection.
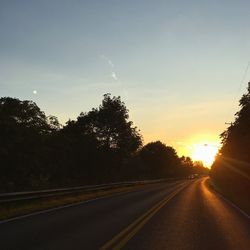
[{"xmin": 1, "ymin": 0, "xmax": 250, "ymax": 161}]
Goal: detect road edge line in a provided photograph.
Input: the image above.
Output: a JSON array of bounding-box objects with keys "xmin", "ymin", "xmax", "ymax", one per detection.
[{"xmin": 208, "ymin": 179, "xmax": 250, "ymax": 219}]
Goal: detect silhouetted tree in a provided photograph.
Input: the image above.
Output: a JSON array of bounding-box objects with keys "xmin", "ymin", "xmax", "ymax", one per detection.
[
  {"xmin": 178, "ymin": 156, "xmax": 194, "ymax": 176},
  {"xmin": 192, "ymin": 161, "xmax": 209, "ymax": 175},
  {"xmin": 43, "ymin": 94, "xmax": 143, "ymax": 185},
  {"xmin": 211, "ymin": 82, "xmax": 250, "ymax": 212},
  {"xmin": 138, "ymin": 141, "xmax": 181, "ymax": 178},
  {"xmin": 76, "ymin": 94, "xmax": 142, "ymax": 157},
  {"xmin": 69, "ymin": 94, "xmax": 143, "ymax": 181},
  {"xmin": 0, "ymin": 97, "xmax": 60, "ymax": 191},
  {"xmin": 1, "ymin": 94, "xmax": 198, "ymax": 193},
  {"xmin": 44, "ymin": 121, "xmax": 101, "ymax": 186},
  {"xmin": 218, "ymin": 83, "xmax": 250, "ymax": 164}
]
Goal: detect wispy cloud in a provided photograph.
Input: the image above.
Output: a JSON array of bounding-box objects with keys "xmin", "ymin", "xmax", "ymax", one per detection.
[
  {"xmin": 100, "ymin": 54, "xmax": 114, "ymax": 67},
  {"xmin": 111, "ymin": 71, "xmax": 118, "ymax": 80},
  {"xmin": 107, "ymin": 58, "xmax": 115, "ymax": 68},
  {"xmin": 100, "ymin": 54, "xmax": 118, "ymax": 80}
]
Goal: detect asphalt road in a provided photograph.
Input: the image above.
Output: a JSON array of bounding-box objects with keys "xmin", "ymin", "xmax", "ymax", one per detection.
[{"xmin": 0, "ymin": 177, "xmax": 249, "ymax": 250}]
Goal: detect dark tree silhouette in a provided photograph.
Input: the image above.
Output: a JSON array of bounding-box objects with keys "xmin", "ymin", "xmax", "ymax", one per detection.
[
  {"xmin": 0, "ymin": 97, "xmax": 59, "ymax": 134},
  {"xmin": 76, "ymin": 94, "xmax": 142, "ymax": 157},
  {"xmin": 0, "ymin": 97, "xmax": 60, "ymax": 191},
  {"xmin": 211, "ymin": 82, "xmax": 250, "ymax": 212},
  {"xmin": 61, "ymin": 94, "xmax": 143, "ymax": 182},
  {"xmin": 192, "ymin": 161, "xmax": 209, "ymax": 175},
  {"xmin": 219, "ymin": 83, "xmax": 250, "ymax": 164},
  {"xmin": 178, "ymin": 156, "xmax": 194, "ymax": 176},
  {"xmin": 0, "ymin": 94, "xmax": 199, "ymax": 193},
  {"xmin": 138, "ymin": 141, "xmax": 181, "ymax": 178}
]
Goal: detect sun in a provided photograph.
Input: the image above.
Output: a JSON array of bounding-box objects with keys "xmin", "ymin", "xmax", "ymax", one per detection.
[{"xmin": 191, "ymin": 143, "xmax": 218, "ymax": 167}]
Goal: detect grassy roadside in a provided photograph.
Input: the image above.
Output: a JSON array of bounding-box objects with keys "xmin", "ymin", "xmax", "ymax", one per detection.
[
  {"xmin": 208, "ymin": 178, "xmax": 250, "ymax": 216},
  {"xmin": 0, "ymin": 184, "xmax": 150, "ymax": 221}
]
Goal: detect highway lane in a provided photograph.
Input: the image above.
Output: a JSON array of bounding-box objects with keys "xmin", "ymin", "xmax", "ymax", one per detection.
[
  {"xmin": 122, "ymin": 177, "xmax": 250, "ymax": 250},
  {"xmin": 0, "ymin": 180, "xmax": 188, "ymax": 250},
  {"xmin": 0, "ymin": 177, "xmax": 249, "ymax": 250}
]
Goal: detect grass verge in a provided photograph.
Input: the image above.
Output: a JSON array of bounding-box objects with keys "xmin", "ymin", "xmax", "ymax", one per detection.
[{"xmin": 0, "ymin": 184, "xmax": 148, "ymax": 221}]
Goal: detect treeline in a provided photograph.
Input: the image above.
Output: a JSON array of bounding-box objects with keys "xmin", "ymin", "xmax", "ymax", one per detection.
[
  {"xmin": 0, "ymin": 94, "xmax": 207, "ymax": 192},
  {"xmin": 211, "ymin": 83, "xmax": 250, "ymax": 212}
]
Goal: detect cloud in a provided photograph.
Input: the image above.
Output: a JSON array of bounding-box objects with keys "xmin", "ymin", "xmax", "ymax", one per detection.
[
  {"xmin": 100, "ymin": 54, "xmax": 118, "ymax": 80},
  {"xmin": 100, "ymin": 54, "xmax": 114, "ymax": 68},
  {"xmin": 111, "ymin": 71, "xmax": 118, "ymax": 80},
  {"xmin": 107, "ymin": 58, "xmax": 114, "ymax": 68}
]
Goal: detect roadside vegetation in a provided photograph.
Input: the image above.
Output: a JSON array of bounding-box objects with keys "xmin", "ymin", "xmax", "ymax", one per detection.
[
  {"xmin": 0, "ymin": 183, "xmax": 157, "ymax": 220},
  {"xmin": 0, "ymin": 94, "xmax": 208, "ymax": 193},
  {"xmin": 211, "ymin": 83, "xmax": 250, "ymax": 214}
]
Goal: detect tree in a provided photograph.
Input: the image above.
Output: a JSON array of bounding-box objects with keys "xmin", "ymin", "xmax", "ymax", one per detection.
[
  {"xmin": 139, "ymin": 141, "xmax": 181, "ymax": 178},
  {"xmin": 0, "ymin": 97, "xmax": 60, "ymax": 191},
  {"xmin": 75, "ymin": 94, "xmax": 142, "ymax": 157},
  {"xmin": 219, "ymin": 82, "xmax": 250, "ymax": 164},
  {"xmin": 49, "ymin": 94, "xmax": 143, "ymax": 185},
  {"xmin": 0, "ymin": 97, "xmax": 59, "ymax": 136},
  {"xmin": 193, "ymin": 161, "xmax": 209, "ymax": 175},
  {"xmin": 212, "ymin": 82, "xmax": 250, "ymax": 172},
  {"xmin": 46, "ymin": 119, "xmax": 102, "ymax": 186},
  {"xmin": 211, "ymin": 83, "xmax": 250, "ymax": 212},
  {"xmin": 179, "ymin": 156, "xmax": 194, "ymax": 176}
]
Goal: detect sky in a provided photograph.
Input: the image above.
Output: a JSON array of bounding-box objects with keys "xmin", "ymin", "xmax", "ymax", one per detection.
[{"xmin": 1, "ymin": 0, "xmax": 250, "ymax": 160}]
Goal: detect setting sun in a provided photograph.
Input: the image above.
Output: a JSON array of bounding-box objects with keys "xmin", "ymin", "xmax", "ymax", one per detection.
[{"xmin": 191, "ymin": 143, "xmax": 218, "ymax": 167}]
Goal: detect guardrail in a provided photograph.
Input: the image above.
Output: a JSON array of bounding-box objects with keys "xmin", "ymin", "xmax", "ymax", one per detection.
[{"xmin": 0, "ymin": 178, "xmax": 179, "ymax": 204}]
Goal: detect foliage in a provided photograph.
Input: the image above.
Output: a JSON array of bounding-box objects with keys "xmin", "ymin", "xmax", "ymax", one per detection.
[
  {"xmin": 219, "ymin": 83, "xmax": 250, "ymax": 163},
  {"xmin": 76, "ymin": 94, "xmax": 142, "ymax": 157},
  {"xmin": 0, "ymin": 94, "xmax": 202, "ymax": 192},
  {"xmin": 138, "ymin": 141, "xmax": 181, "ymax": 178},
  {"xmin": 211, "ymin": 83, "xmax": 250, "ymax": 212},
  {"xmin": 0, "ymin": 97, "xmax": 60, "ymax": 191}
]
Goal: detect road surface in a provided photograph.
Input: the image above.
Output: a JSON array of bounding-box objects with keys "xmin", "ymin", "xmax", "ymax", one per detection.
[{"xmin": 0, "ymin": 177, "xmax": 249, "ymax": 250}]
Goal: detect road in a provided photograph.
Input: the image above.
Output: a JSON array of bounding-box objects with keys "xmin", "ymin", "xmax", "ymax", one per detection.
[{"xmin": 0, "ymin": 177, "xmax": 249, "ymax": 250}]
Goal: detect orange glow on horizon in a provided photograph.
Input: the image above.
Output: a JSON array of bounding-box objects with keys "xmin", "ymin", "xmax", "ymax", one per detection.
[
  {"xmin": 144, "ymin": 133, "xmax": 221, "ymax": 168},
  {"xmin": 191, "ymin": 143, "xmax": 219, "ymax": 167},
  {"xmin": 169, "ymin": 134, "xmax": 221, "ymax": 168}
]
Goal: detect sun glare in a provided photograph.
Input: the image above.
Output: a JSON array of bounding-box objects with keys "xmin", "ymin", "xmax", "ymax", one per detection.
[{"xmin": 191, "ymin": 143, "xmax": 218, "ymax": 167}]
